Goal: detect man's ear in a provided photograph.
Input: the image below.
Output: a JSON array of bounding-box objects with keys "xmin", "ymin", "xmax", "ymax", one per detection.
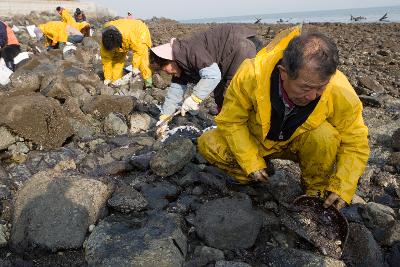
[{"xmin": 277, "ymin": 65, "xmax": 288, "ymax": 81}]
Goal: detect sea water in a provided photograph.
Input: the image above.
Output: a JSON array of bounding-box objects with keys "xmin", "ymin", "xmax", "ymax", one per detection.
[{"xmin": 181, "ymin": 5, "xmax": 400, "ymax": 24}]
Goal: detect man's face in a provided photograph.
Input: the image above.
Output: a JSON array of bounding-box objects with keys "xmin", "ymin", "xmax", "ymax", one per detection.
[{"xmin": 278, "ymin": 65, "xmax": 331, "ymax": 106}]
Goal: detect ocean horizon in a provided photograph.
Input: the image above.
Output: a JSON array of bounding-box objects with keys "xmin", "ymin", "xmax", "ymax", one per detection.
[{"xmin": 180, "ymin": 5, "xmax": 400, "ymax": 24}]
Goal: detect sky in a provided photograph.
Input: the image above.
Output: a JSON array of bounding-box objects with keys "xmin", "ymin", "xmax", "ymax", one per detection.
[{"xmin": 89, "ymin": 0, "xmax": 400, "ymax": 20}]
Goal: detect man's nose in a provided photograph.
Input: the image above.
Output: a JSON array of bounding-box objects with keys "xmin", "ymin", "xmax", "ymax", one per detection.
[{"xmin": 305, "ymin": 90, "xmax": 318, "ymax": 100}]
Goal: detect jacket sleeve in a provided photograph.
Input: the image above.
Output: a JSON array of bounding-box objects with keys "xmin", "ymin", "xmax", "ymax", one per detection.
[
  {"xmin": 192, "ymin": 63, "xmax": 222, "ymax": 100},
  {"xmin": 215, "ymin": 59, "xmax": 267, "ymax": 177},
  {"xmin": 0, "ymin": 22, "xmax": 7, "ymax": 47},
  {"xmin": 100, "ymin": 45, "xmax": 113, "ymax": 80},
  {"xmin": 326, "ymin": 76, "xmax": 370, "ymax": 203},
  {"xmin": 131, "ymin": 40, "xmax": 152, "ymax": 80}
]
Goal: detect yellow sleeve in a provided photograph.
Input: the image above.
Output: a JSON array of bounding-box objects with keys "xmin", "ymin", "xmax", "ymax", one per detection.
[
  {"xmin": 326, "ymin": 76, "xmax": 370, "ymax": 203},
  {"xmin": 100, "ymin": 45, "xmax": 113, "ymax": 81},
  {"xmin": 215, "ymin": 59, "xmax": 267, "ymax": 177}
]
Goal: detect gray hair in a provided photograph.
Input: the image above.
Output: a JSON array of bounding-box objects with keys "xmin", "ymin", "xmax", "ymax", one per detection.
[{"xmin": 282, "ymin": 32, "xmax": 339, "ymax": 80}]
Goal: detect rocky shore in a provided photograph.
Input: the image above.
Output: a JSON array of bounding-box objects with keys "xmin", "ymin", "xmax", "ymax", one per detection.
[{"xmin": 0, "ymin": 13, "xmax": 399, "ymax": 266}]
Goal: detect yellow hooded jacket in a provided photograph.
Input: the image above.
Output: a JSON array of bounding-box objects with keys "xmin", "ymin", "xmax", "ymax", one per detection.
[
  {"xmin": 214, "ymin": 26, "xmax": 370, "ymax": 203},
  {"xmin": 60, "ymin": 9, "xmax": 90, "ymax": 31},
  {"xmin": 38, "ymin": 21, "xmax": 68, "ymax": 47},
  {"xmin": 100, "ymin": 19, "xmax": 152, "ymax": 81}
]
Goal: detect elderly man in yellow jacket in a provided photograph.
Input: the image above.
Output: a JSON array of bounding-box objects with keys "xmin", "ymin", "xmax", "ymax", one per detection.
[
  {"xmin": 198, "ymin": 26, "xmax": 370, "ymax": 209},
  {"xmin": 100, "ymin": 19, "xmax": 153, "ymax": 87},
  {"xmin": 56, "ymin": 6, "xmax": 90, "ymax": 37}
]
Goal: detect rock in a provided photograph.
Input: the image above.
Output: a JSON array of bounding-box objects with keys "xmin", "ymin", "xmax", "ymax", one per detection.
[
  {"xmin": 264, "ymin": 247, "xmax": 345, "ymax": 267},
  {"xmin": 186, "ymin": 246, "xmax": 225, "ymax": 266},
  {"xmin": 82, "ymin": 95, "xmax": 135, "ymax": 119},
  {"xmin": 342, "ymin": 223, "xmax": 383, "ymax": 267},
  {"xmin": 129, "ymin": 151, "xmax": 155, "ymax": 171},
  {"xmin": 0, "ymin": 224, "xmax": 9, "ymax": 247},
  {"xmin": 10, "ymin": 170, "xmax": 113, "ymax": 254},
  {"xmin": 152, "ymin": 72, "xmax": 171, "ymax": 89},
  {"xmin": 9, "ymin": 71, "xmax": 41, "ymax": 93},
  {"xmin": 141, "ymin": 181, "xmax": 179, "ymax": 210},
  {"xmin": 266, "ymin": 171, "xmax": 303, "ymax": 204},
  {"xmin": 341, "ymin": 204, "xmax": 364, "ymax": 223},
  {"xmin": 359, "ymin": 95, "xmax": 382, "ymax": 107},
  {"xmin": 388, "ymin": 152, "xmax": 400, "ymax": 172},
  {"xmin": 381, "ymin": 222, "xmax": 400, "ymax": 246},
  {"xmin": 358, "ymin": 76, "xmax": 385, "ymax": 94},
  {"xmin": 392, "ymin": 128, "xmax": 400, "ymax": 151},
  {"xmin": 150, "ymin": 138, "xmax": 195, "ymax": 177},
  {"xmin": 194, "ymin": 195, "xmax": 262, "ymax": 249},
  {"xmin": 0, "ymin": 126, "xmax": 16, "ymax": 150},
  {"xmin": 387, "ymin": 242, "xmax": 400, "ymax": 267},
  {"xmin": 85, "ymin": 212, "xmax": 187, "ymax": 267},
  {"xmin": 360, "ymin": 202, "xmax": 395, "ymax": 228},
  {"xmin": 40, "ymin": 76, "xmax": 71, "ymax": 101},
  {"xmin": 107, "ymin": 186, "xmax": 148, "ymax": 213},
  {"xmin": 129, "ymin": 112, "xmax": 156, "ymax": 133},
  {"xmin": 215, "ymin": 261, "xmax": 251, "ymax": 267},
  {"xmin": 82, "ymin": 37, "xmax": 100, "ymax": 50},
  {"xmin": 8, "ymin": 142, "xmax": 29, "ymax": 155},
  {"xmin": 0, "ymin": 94, "xmax": 73, "ymax": 148},
  {"xmin": 68, "ymin": 82, "xmax": 91, "ymax": 105},
  {"xmin": 103, "ymin": 113, "xmax": 128, "ymax": 136}
]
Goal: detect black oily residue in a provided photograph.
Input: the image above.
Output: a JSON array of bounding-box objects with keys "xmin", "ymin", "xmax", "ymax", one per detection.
[{"xmin": 283, "ymin": 198, "xmax": 348, "ymax": 259}]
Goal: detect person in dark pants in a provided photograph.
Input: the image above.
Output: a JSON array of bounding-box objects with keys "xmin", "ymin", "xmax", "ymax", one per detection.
[
  {"xmin": 0, "ymin": 20, "xmax": 21, "ymax": 71},
  {"xmin": 150, "ymin": 24, "xmax": 263, "ymax": 135}
]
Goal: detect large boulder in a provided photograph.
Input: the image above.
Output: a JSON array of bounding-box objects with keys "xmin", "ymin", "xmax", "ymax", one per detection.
[
  {"xmin": 103, "ymin": 113, "xmax": 128, "ymax": 136},
  {"xmin": 150, "ymin": 138, "xmax": 195, "ymax": 177},
  {"xmin": 392, "ymin": 128, "xmax": 400, "ymax": 151},
  {"xmin": 342, "ymin": 223, "xmax": 384, "ymax": 267},
  {"xmin": 360, "ymin": 202, "xmax": 396, "ymax": 228},
  {"xmin": 0, "ymin": 94, "xmax": 73, "ymax": 148},
  {"xmin": 85, "ymin": 212, "xmax": 187, "ymax": 267},
  {"xmin": 10, "ymin": 170, "xmax": 113, "ymax": 254},
  {"xmin": 194, "ymin": 195, "xmax": 262, "ymax": 249},
  {"xmin": 82, "ymin": 95, "xmax": 135, "ymax": 119}
]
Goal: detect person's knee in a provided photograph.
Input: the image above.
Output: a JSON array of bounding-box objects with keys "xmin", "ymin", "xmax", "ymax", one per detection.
[{"xmin": 306, "ymin": 121, "xmax": 340, "ymax": 148}]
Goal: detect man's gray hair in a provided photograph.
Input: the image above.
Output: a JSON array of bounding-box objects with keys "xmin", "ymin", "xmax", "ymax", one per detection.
[{"xmin": 282, "ymin": 32, "xmax": 339, "ymax": 80}]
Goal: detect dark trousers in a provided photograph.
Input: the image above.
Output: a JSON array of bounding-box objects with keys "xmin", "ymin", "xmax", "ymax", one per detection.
[{"xmin": 0, "ymin": 44, "xmax": 21, "ymax": 63}]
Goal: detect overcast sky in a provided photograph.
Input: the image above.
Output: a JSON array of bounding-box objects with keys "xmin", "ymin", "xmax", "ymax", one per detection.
[{"xmin": 89, "ymin": 0, "xmax": 400, "ymax": 20}]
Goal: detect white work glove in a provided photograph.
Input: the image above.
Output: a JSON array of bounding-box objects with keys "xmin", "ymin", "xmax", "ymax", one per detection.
[
  {"xmin": 181, "ymin": 95, "xmax": 202, "ymax": 116},
  {"xmin": 104, "ymin": 80, "xmax": 111, "ymax": 86},
  {"xmin": 250, "ymin": 168, "xmax": 268, "ymax": 182},
  {"xmin": 155, "ymin": 114, "xmax": 170, "ymax": 139}
]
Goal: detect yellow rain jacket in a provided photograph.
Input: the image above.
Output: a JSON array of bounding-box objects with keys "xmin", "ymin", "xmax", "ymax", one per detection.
[
  {"xmin": 198, "ymin": 26, "xmax": 370, "ymax": 203},
  {"xmin": 38, "ymin": 21, "xmax": 68, "ymax": 47},
  {"xmin": 60, "ymin": 9, "xmax": 90, "ymax": 32},
  {"xmin": 100, "ymin": 19, "xmax": 152, "ymax": 81}
]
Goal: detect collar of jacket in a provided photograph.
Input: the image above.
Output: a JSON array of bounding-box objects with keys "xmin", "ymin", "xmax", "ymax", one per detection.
[{"xmin": 254, "ymin": 26, "xmax": 302, "ymax": 139}]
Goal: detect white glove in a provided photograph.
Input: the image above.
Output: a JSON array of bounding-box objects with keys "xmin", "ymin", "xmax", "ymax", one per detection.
[
  {"xmin": 132, "ymin": 67, "xmax": 140, "ymax": 76},
  {"xmin": 181, "ymin": 95, "xmax": 202, "ymax": 116},
  {"xmin": 250, "ymin": 168, "xmax": 268, "ymax": 182},
  {"xmin": 104, "ymin": 80, "xmax": 111, "ymax": 86},
  {"xmin": 112, "ymin": 78, "xmax": 123, "ymax": 87},
  {"xmin": 155, "ymin": 114, "xmax": 170, "ymax": 139}
]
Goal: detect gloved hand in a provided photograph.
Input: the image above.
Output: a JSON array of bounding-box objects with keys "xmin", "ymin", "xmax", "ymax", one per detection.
[
  {"xmin": 111, "ymin": 79, "xmax": 123, "ymax": 87},
  {"xmin": 58, "ymin": 42, "xmax": 66, "ymax": 50},
  {"xmin": 181, "ymin": 94, "xmax": 202, "ymax": 116},
  {"xmin": 144, "ymin": 77, "xmax": 153, "ymax": 88},
  {"xmin": 323, "ymin": 192, "xmax": 346, "ymax": 210},
  {"xmin": 132, "ymin": 68, "xmax": 141, "ymax": 76},
  {"xmin": 155, "ymin": 114, "xmax": 170, "ymax": 138},
  {"xmin": 250, "ymin": 168, "xmax": 268, "ymax": 182},
  {"xmin": 104, "ymin": 80, "xmax": 111, "ymax": 86}
]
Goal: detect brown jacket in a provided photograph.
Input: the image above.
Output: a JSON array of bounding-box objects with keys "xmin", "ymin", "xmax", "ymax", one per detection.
[{"xmin": 172, "ymin": 24, "xmax": 257, "ymax": 85}]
